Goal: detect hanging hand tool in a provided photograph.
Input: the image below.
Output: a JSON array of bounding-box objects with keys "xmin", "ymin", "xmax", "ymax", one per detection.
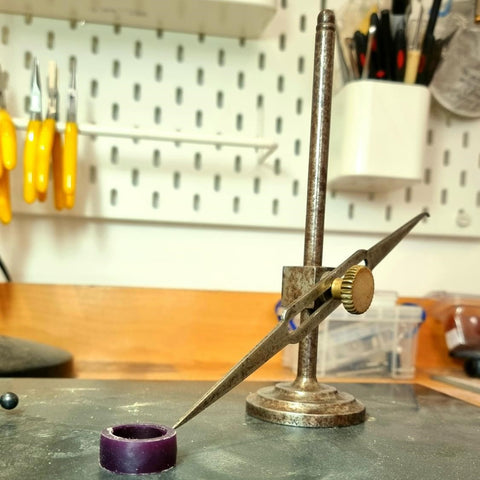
[
  {"xmin": 63, "ymin": 62, "xmax": 77, "ymax": 209},
  {"xmin": 0, "ymin": 66, "xmax": 17, "ymax": 174},
  {"xmin": 36, "ymin": 61, "xmax": 65, "ymax": 210},
  {"xmin": 24, "ymin": 58, "xmax": 42, "ymax": 204},
  {"xmin": 0, "ymin": 66, "xmax": 17, "ymax": 224}
]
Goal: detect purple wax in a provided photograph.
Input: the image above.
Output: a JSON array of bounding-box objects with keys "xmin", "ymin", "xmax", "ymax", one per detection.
[{"xmin": 99, "ymin": 424, "xmax": 177, "ymax": 475}]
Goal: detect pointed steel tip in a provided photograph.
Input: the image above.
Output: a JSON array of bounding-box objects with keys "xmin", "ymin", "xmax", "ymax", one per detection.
[
  {"xmin": 32, "ymin": 59, "xmax": 40, "ymax": 78},
  {"xmin": 172, "ymin": 418, "xmax": 183, "ymax": 430},
  {"xmin": 32, "ymin": 58, "xmax": 40, "ymax": 75}
]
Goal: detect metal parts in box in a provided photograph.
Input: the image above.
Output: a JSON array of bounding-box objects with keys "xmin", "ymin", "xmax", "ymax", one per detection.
[{"xmin": 283, "ymin": 292, "xmax": 424, "ymax": 379}]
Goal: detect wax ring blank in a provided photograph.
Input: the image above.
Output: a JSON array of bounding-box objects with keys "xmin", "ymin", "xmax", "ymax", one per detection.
[{"xmin": 99, "ymin": 424, "xmax": 177, "ymax": 474}]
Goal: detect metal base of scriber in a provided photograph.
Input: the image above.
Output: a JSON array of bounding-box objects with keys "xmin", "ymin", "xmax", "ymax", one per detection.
[
  {"xmin": 246, "ymin": 382, "xmax": 365, "ymax": 427},
  {"xmin": 246, "ymin": 10, "xmax": 365, "ymax": 428}
]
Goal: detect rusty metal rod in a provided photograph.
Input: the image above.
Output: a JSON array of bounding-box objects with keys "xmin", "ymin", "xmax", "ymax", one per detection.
[{"xmin": 294, "ymin": 10, "xmax": 336, "ymax": 387}]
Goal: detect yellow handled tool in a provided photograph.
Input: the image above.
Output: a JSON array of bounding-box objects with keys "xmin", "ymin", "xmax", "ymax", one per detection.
[
  {"xmin": 52, "ymin": 130, "xmax": 65, "ymax": 210},
  {"xmin": 36, "ymin": 61, "xmax": 59, "ymax": 195},
  {"xmin": 63, "ymin": 63, "xmax": 77, "ymax": 208},
  {"xmin": 0, "ymin": 167, "xmax": 12, "ymax": 225},
  {"xmin": 36, "ymin": 117, "xmax": 55, "ymax": 194},
  {"xmin": 0, "ymin": 65, "xmax": 17, "ymax": 176},
  {"xmin": 24, "ymin": 58, "xmax": 42, "ymax": 204},
  {"xmin": 63, "ymin": 121, "xmax": 77, "ymax": 197},
  {"xmin": 23, "ymin": 119, "xmax": 41, "ymax": 204},
  {"xmin": 0, "ymin": 109, "xmax": 16, "ymax": 171}
]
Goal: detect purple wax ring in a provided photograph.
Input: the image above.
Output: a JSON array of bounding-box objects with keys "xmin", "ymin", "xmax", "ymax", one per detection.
[{"xmin": 99, "ymin": 424, "xmax": 177, "ymax": 475}]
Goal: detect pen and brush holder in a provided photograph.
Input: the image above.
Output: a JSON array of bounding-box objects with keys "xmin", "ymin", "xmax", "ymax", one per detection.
[{"xmin": 327, "ymin": 80, "xmax": 431, "ymax": 193}]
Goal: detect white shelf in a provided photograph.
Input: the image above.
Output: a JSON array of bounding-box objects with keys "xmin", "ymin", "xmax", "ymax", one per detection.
[{"xmin": 0, "ymin": 0, "xmax": 277, "ymax": 38}]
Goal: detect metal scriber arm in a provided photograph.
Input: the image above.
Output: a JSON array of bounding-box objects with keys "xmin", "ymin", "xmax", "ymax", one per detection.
[{"xmin": 172, "ymin": 211, "xmax": 428, "ymax": 429}]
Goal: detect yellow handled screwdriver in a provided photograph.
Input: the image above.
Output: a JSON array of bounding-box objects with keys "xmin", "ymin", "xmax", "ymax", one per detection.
[
  {"xmin": 24, "ymin": 58, "xmax": 42, "ymax": 204},
  {"xmin": 63, "ymin": 62, "xmax": 77, "ymax": 209}
]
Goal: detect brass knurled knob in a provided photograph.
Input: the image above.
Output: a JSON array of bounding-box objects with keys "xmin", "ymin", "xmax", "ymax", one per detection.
[{"xmin": 331, "ymin": 265, "xmax": 374, "ymax": 314}]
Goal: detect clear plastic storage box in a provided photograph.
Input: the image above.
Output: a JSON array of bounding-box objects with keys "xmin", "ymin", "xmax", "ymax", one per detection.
[{"xmin": 282, "ymin": 292, "xmax": 424, "ymax": 379}]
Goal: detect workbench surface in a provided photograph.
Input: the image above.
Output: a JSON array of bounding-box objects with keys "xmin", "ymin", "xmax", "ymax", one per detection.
[{"xmin": 1, "ymin": 378, "xmax": 479, "ymax": 479}]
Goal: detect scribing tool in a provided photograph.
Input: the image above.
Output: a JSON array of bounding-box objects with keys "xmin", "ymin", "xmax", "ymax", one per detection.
[{"xmin": 173, "ymin": 10, "xmax": 428, "ymax": 430}]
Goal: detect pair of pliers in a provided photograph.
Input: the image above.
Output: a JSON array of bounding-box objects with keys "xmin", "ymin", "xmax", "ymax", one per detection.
[{"xmin": 0, "ymin": 66, "xmax": 17, "ymax": 224}]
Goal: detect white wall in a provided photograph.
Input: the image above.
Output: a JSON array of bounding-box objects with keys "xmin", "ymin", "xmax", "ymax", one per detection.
[{"xmin": 1, "ymin": 214, "xmax": 478, "ymax": 297}]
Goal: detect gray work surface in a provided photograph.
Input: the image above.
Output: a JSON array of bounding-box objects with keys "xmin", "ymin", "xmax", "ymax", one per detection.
[{"xmin": 0, "ymin": 378, "xmax": 479, "ymax": 479}]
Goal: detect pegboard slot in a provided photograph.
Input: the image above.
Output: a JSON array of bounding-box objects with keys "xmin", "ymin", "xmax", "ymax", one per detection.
[
  {"xmin": 441, "ymin": 189, "xmax": 448, "ymax": 205},
  {"xmin": 194, "ymin": 153, "xmax": 202, "ymax": 170},
  {"xmin": 298, "ymin": 56, "xmax": 305, "ymax": 73},
  {"xmin": 173, "ymin": 172, "xmax": 181, "ymax": 189},
  {"xmin": 292, "ymin": 180, "xmax": 299, "ymax": 196},
  {"xmin": 405, "ymin": 187, "xmax": 412, "ymax": 203},
  {"xmin": 152, "ymin": 149, "xmax": 160, "ymax": 167},
  {"xmin": 113, "ymin": 60, "xmax": 120, "ymax": 78},
  {"xmin": 89, "ymin": 166, "xmax": 97, "ymax": 184},
  {"xmin": 152, "ymin": 191, "xmax": 160, "ymax": 209},
  {"xmin": 385, "ymin": 205, "xmax": 392, "ymax": 221},
  {"xmin": 233, "ymin": 196, "xmax": 240, "ymax": 213},
  {"xmin": 273, "ymin": 198, "xmax": 279, "ymax": 215},
  {"xmin": 443, "ymin": 150, "xmax": 450, "ymax": 166},
  {"xmin": 214, "ymin": 175, "xmax": 221, "ymax": 192},
  {"xmin": 193, "ymin": 194, "xmax": 200, "ymax": 211},
  {"xmin": 110, "ymin": 189, "xmax": 118, "ymax": 206},
  {"xmin": 111, "ymin": 146, "xmax": 119, "ymax": 165},
  {"xmin": 131, "ymin": 169, "xmax": 139, "ymax": 186}
]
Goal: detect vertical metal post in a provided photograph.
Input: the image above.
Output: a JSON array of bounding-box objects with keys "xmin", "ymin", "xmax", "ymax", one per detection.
[
  {"xmin": 247, "ymin": 9, "xmax": 365, "ymax": 427},
  {"xmin": 294, "ymin": 10, "xmax": 336, "ymax": 389}
]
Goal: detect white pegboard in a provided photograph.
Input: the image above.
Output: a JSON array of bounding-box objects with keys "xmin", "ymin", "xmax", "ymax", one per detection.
[{"xmin": 0, "ymin": 0, "xmax": 479, "ymax": 238}]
